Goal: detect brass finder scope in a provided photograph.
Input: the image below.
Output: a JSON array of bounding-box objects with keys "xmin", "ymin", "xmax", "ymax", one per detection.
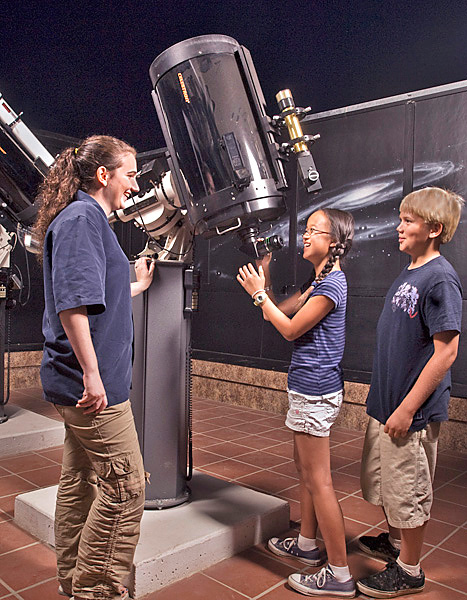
[{"xmin": 275, "ymin": 89, "xmax": 321, "ymax": 193}]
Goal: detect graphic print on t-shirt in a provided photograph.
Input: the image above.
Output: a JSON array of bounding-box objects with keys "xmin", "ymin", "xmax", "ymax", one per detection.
[{"xmin": 391, "ymin": 281, "xmax": 419, "ymax": 318}]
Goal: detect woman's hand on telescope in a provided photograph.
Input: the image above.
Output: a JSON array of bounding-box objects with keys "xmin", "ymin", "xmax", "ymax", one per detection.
[
  {"xmin": 131, "ymin": 257, "xmax": 155, "ymax": 297},
  {"xmin": 237, "ymin": 263, "xmax": 266, "ymax": 298},
  {"xmin": 135, "ymin": 256, "xmax": 155, "ymax": 285}
]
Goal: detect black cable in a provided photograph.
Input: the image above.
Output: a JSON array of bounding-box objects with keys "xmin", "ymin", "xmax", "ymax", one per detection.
[{"xmin": 159, "ymin": 176, "xmax": 176, "ymax": 209}]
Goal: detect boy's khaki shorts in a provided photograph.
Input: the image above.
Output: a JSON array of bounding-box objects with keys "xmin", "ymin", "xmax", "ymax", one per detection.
[{"xmin": 360, "ymin": 416, "xmax": 440, "ymax": 529}]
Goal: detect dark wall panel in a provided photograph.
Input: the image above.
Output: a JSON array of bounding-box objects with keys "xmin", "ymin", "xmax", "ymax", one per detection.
[
  {"xmin": 342, "ymin": 295, "xmax": 385, "ymax": 383},
  {"xmin": 298, "ymin": 104, "xmax": 406, "ymax": 292},
  {"xmin": 193, "ymin": 290, "xmax": 263, "ymax": 357}
]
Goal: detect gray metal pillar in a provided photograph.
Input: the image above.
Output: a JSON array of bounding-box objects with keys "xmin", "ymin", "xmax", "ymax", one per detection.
[{"xmin": 131, "ymin": 261, "xmax": 191, "ymax": 508}]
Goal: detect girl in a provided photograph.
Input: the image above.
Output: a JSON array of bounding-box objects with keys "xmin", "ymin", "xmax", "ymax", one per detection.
[
  {"xmin": 237, "ymin": 208, "xmax": 355, "ymax": 598},
  {"xmin": 35, "ymin": 135, "xmax": 154, "ymax": 600}
]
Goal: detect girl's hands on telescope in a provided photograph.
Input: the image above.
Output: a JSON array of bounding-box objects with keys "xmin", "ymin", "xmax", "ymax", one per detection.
[{"xmin": 237, "ymin": 263, "xmax": 266, "ymax": 297}]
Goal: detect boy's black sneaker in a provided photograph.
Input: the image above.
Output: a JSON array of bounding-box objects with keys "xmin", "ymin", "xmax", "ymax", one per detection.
[
  {"xmin": 357, "ymin": 561, "xmax": 425, "ymax": 598},
  {"xmin": 357, "ymin": 532, "xmax": 400, "ymax": 561}
]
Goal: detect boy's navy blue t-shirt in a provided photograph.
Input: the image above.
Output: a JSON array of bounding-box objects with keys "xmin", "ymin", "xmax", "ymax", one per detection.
[
  {"xmin": 366, "ymin": 255, "xmax": 462, "ymax": 431},
  {"xmin": 40, "ymin": 190, "xmax": 133, "ymax": 406}
]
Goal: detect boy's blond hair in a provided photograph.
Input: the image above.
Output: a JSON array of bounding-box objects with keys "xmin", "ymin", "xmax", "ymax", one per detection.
[{"xmin": 400, "ymin": 187, "xmax": 464, "ymax": 244}]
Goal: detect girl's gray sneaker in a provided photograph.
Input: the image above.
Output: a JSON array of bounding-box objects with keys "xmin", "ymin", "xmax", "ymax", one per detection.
[
  {"xmin": 288, "ymin": 565, "xmax": 356, "ymax": 597},
  {"xmin": 268, "ymin": 537, "xmax": 324, "ymax": 566}
]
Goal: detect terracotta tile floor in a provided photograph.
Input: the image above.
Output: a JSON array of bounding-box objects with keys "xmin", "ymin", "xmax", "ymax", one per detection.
[{"xmin": 1, "ymin": 387, "xmax": 466, "ymax": 599}]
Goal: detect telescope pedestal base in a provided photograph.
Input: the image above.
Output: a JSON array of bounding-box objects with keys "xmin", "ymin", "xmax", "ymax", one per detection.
[
  {"xmin": 144, "ymin": 487, "xmax": 190, "ymax": 510},
  {"xmin": 15, "ymin": 471, "xmax": 289, "ymax": 598}
]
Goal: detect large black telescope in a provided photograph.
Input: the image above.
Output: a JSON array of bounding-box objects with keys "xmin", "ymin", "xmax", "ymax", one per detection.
[{"xmin": 149, "ymin": 34, "xmax": 288, "ymax": 257}]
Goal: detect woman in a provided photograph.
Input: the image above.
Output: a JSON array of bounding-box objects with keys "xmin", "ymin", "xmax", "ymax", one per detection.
[
  {"xmin": 35, "ymin": 135, "xmax": 154, "ymax": 600},
  {"xmin": 237, "ymin": 208, "xmax": 355, "ymax": 598}
]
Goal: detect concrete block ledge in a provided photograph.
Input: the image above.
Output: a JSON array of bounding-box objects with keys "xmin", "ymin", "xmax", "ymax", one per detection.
[
  {"xmin": 15, "ymin": 471, "xmax": 290, "ymax": 597},
  {"xmin": 0, "ymin": 405, "xmax": 64, "ymax": 456}
]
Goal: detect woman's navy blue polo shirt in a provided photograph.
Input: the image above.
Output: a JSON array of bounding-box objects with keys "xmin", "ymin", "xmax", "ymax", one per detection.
[{"xmin": 40, "ymin": 190, "xmax": 133, "ymax": 406}]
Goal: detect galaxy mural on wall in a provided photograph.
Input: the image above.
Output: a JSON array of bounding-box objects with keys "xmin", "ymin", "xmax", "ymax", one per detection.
[{"xmin": 202, "ymin": 160, "xmax": 462, "ymax": 274}]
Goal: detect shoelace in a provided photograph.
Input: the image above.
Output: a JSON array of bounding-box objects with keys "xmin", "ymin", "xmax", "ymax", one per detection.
[
  {"xmin": 303, "ymin": 566, "xmax": 330, "ymax": 588},
  {"xmin": 316, "ymin": 566, "xmax": 330, "ymax": 588},
  {"xmin": 282, "ymin": 538, "xmax": 296, "ymax": 550}
]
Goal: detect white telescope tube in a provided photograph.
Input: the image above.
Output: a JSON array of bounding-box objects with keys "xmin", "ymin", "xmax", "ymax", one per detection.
[{"xmin": 0, "ymin": 92, "xmax": 55, "ymax": 169}]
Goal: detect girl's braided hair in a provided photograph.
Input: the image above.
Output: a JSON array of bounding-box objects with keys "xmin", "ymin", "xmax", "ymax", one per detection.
[
  {"xmin": 312, "ymin": 208, "xmax": 355, "ymax": 285},
  {"xmin": 294, "ymin": 208, "xmax": 354, "ymax": 312}
]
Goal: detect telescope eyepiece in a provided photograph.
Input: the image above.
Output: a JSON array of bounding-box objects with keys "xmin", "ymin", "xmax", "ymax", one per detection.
[{"xmin": 258, "ymin": 234, "xmax": 283, "ymax": 255}]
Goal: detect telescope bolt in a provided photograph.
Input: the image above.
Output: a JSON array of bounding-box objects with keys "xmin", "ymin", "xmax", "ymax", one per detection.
[
  {"xmin": 294, "ymin": 106, "xmax": 312, "ymax": 121},
  {"xmin": 270, "ymin": 115, "xmax": 285, "ymax": 129},
  {"xmin": 299, "ymin": 134, "xmax": 321, "ymax": 150}
]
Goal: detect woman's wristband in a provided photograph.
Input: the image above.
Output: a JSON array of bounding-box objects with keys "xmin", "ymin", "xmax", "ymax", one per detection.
[{"xmin": 251, "ymin": 289, "xmax": 265, "ymax": 299}]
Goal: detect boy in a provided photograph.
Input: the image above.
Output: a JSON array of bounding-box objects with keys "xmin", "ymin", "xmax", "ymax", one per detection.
[{"xmin": 356, "ymin": 187, "xmax": 464, "ymax": 598}]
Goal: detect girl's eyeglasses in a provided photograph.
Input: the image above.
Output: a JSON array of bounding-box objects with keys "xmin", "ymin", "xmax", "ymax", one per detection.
[{"xmin": 303, "ymin": 227, "xmax": 331, "ymax": 236}]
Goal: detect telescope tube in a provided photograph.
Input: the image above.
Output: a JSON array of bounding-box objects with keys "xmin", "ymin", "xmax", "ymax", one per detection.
[{"xmin": 149, "ymin": 35, "xmax": 287, "ymax": 238}]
